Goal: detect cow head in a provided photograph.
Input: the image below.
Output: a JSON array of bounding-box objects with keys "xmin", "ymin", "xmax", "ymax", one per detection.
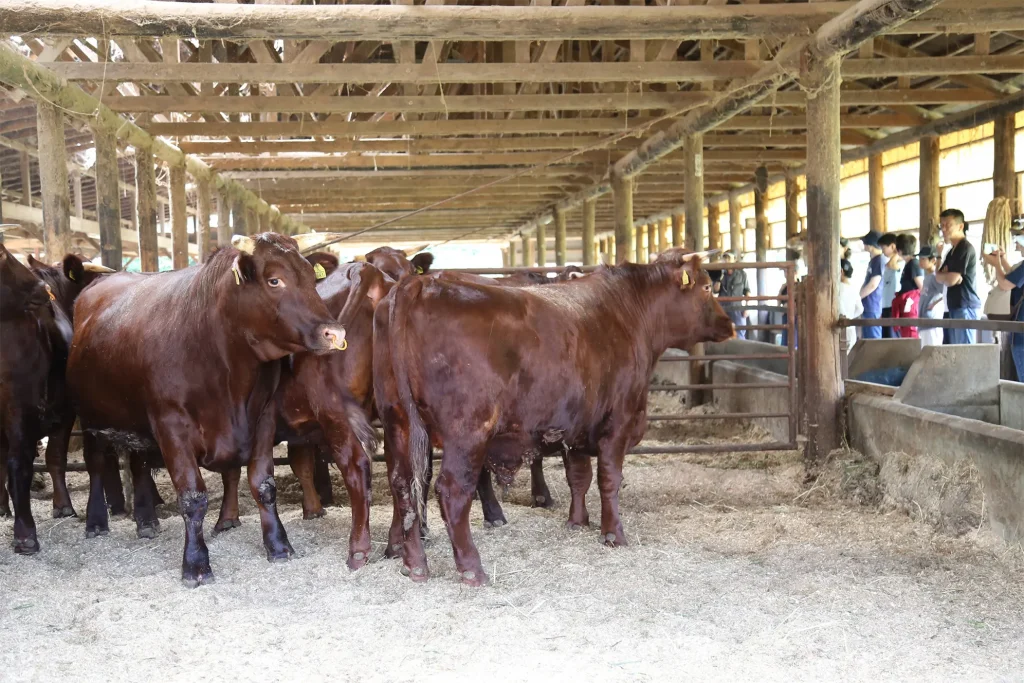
[
  {"xmin": 654, "ymin": 248, "xmax": 735, "ymax": 349},
  {"xmin": 364, "ymin": 246, "xmax": 433, "ymax": 280},
  {"xmin": 556, "ymin": 265, "xmax": 586, "ymax": 282},
  {"xmin": 229, "ymin": 233, "xmax": 346, "ymax": 361},
  {"xmin": 0, "ymin": 244, "xmax": 51, "ymax": 319},
  {"xmin": 27, "ymin": 254, "xmax": 113, "ymax": 319}
]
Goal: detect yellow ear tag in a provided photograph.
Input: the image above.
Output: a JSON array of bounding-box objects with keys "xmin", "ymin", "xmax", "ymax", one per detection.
[
  {"xmin": 232, "ymin": 264, "xmax": 242, "ymax": 286},
  {"xmin": 314, "ymin": 263, "xmax": 327, "ymax": 280},
  {"xmin": 45, "ymin": 284, "xmax": 56, "ymax": 301},
  {"xmin": 415, "ymin": 266, "xmax": 424, "ymax": 274},
  {"xmin": 680, "ymin": 270, "xmax": 690, "ymax": 288},
  {"xmin": 68, "ymin": 270, "xmax": 75, "ymax": 281}
]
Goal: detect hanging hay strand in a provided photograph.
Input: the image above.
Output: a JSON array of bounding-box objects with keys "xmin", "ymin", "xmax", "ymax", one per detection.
[{"xmin": 981, "ymin": 196, "xmax": 1012, "ymax": 283}]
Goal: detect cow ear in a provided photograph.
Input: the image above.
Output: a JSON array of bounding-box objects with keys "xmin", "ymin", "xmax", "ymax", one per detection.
[
  {"xmin": 62, "ymin": 254, "xmax": 85, "ymax": 283},
  {"xmin": 673, "ymin": 254, "xmax": 703, "ymax": 290},
  {"xmin": 231, "ymin": 253, "xmax": 258, "ymax": 285},
  {"xmin": 411, "ymin": 252, "xmax": 433, "ymax": 274}
]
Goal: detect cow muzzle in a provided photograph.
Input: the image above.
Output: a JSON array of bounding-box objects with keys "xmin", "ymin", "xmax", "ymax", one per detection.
[{"xmin": 321, "ymin": 325, "xmax": 347, "ymax": 352}]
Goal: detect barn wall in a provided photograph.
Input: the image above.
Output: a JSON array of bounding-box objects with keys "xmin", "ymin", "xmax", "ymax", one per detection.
[
  {"xmin": 1000, "ymin": 381, "xmax": 1024, "ymax": 431},
  {"xmin": 710, "ymin": 360, "xmax": 792, "ymax": 443},
  {"xmin": 849, "ymin": 392, "xmax": 1024, "ymax": 543}
]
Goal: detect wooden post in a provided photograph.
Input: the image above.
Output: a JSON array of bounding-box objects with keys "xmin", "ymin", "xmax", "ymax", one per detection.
[
  {"xmin": 785, "ymin": 171, "xmax": 801, "ymax": 242},
  {"xmin": 72, "ymin": 171, "xmax": 84, "ymax": 220},
  {"xmin": 36, "ymin": 101, "xmax": 72, "ymax": 259},
  {"xmin": 868, "ymin": 153, "xmax": 886, "ymax": 235},
  {"xmin": 522, "ymin": 234, "xmax": 533, "ymax": 267},
  {"xmin": 919, "ymin": 134, "xmax": 940, "ymax": 246},
  {"xmin": 993, "ymin": 111, "xmax": 1017, "ymax": 211},
  {"xmin": 647, "ymin": 222, "xmax": 657, "ymax": 260},
  {"xmin": 754, "ymin": 165, "xmax": 769, "ymax": 296},
  {"xmin": 217, "ymin": 192, "xmax": 231, "ymax": 246},
  {"xmin": 684, "ymin": 133, "xmax": 704, "ymax": 251},
  {"xmin": 19, "ymin": 152, "xmax": 31, "ymax": 206},
  {"xmin": 535, "ymin": 219, "xmax": 546, "ymax": 266},
  {"xmin": 612, "ymin": 173, "xmax": 633, "ymax": 262},
  {"xmin": 169, "ymin": 163, "xmax": 188, "ymax": 269},
  {"xmin": 231, "ymin": 202, "xmax": 246, "ymax": 236},
  {"xmin": 196, "ymin": 176, "xmax": 212, "ymax": 263},
  {"xmin": 92, "ymin": 125, "xmax": 122, "ymax": 270},
  {"xmin": 802, "ymin": 54, "xmax": 843, "ymax": 466},
  {"xmin": 657, "ymin": 218, "xmax": 667, "ymax": 253},
  {"xmin": 508, "ymin": 240, "xmax": 517, "ymax": 267},
  {"xmin": 582, "ymin": 198, "xmax": 596, "ymax": 266},
  {"xmin": 135, "ymin": 146, "xmax": 159, "ymax": 272},
  {"xmin": 635, "ymin": 223, "xmax": 646, "ymax": 264},
  {"xmin": 707, "ymin": 202, "xmax": 721, "ymax": 252},
  {"xmin": 671, "ymin": 213, "xmax": 683, "ymax": 248},
  {"xmin": 554, "ymin": 207, "xmax": 567, "ymax": 266},
  {"xmin": 501, "ymin": 248, "xmax": 509, "ymax": 268},
  {"xmin": 729, "ymin": 191, "xmax": 742, "ymax": 258}
]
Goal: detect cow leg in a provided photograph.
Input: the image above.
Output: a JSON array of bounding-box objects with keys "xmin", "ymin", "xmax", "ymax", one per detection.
[
  {"xmin": 130, "ymin": 453, "xmax": 160, "ymax": 539},
  {"xmin": 383, "ymin": 429, "xmax": 404, "ymax": 560},
  {"xmin": 435, "ymin": 444, "xmax": 488, "ymax": 586},
  {"xmin": 385, "ymin": 421, "xmax": 429, "ymax": 579},
  {"xmin": 329, "ymin": 430, "xmax": 372, "ymax": 570},
  {"xmin": 313, "ymin": 449, "xmax": 334, "ymax": 508},
  {"xmin": 101, "ymin": 449, "xmax": 127, "ymax": 516},
  {"xmin": 6, "ymin": 423, "xmax": 39, "ymax": 554},
  {"xmin": 287, "ymin": 443, "xmax": 324, "ymax": 520},
  {"xmin": 213, "ymin": 468, "xmax": 242, "ymax": 534},
  {"xmin": 596, "ymin": 439, "xmax": 628, "ymax": 547},
  {"xmin": 82, "ymin": 431, "xmax": 110, "ymax": 538},
  {"xmin": 564, "ymin": 449, "xmax": 593, "ymax": 530},
  {"xmin": 0, "ymin": 445, "xmax": 10, "ymax": 517},
  {"xmin": 148, "ymin": 472, "xmax": 165, "ymax": 506},
  {"xmin": 476, "ymin": 470, "xmax": 506, "ymax": 528},
  {"xmin": 45, "ymin": 415, "xmax": 77, "ymax": 518},
  {"xmin": 248, "ymin": 406, "xmax": 293, "ymax": 563},
  {"xmin": 530, "ymin": 455, "xmax": 554, "ymax": 509}
]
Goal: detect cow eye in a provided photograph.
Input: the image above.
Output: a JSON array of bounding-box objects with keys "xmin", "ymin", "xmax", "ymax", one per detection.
[
  {"xmin": 267, "ymin": 277, "xmax": 283, "ymax": 288},
  {"xmin": 703, "ymin": 284, "xmax": 712, "ymax": 293}
]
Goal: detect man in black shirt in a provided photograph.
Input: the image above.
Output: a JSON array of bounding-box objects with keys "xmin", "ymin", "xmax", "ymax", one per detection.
[{"xmin": 935, "ymin": 208, "xmax": 981, "ymax": 344}]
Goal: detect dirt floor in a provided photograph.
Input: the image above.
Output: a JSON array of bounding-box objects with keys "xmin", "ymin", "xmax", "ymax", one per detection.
[{"xmin": 2, "ymin": 406, "xmax": 1023, "ymax": 682}]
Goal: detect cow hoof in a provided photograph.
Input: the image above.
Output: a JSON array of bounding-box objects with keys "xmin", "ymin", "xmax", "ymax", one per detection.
[
  {"xmin": 385, "ymin": 543, "xmax": 402, "ymax": 559},
  {"xmin": 266, "ymin": 543, "xmax": 295, "ymax": 563},
  {"xmin": 108, "ymin": 503, "xmax": 127, "ymax": 517},
  {"xmin": 212, "ymin": 518, "xmax": 241, "ymax": 535},
  {"xmin": 603, "ymin": 532, "xmax": 626, "ymax": 547},
  {"xmin": 302, "ymin": 508, "xmax": 326, "ymax": 520},
  {"xmin": 460, "ymin": 570, "xmax": 487, "ymax": 587},
  {"xmin": 533, "ymin": 495, "xmax": 554, "ymax": 509},
  {"xmin": 14, "ymin": 537, "xmax": 39, "ymax": 555},
  {"xmin": 347, "ymin": 551, "xmax": 368, "ymax": 571},
  {"xmin": 181, "ymin": 570, "xmax": 215, "ymax": 588},
  {"xmin": 401, "ymin": 565, "xmax": 428, "ymax": 582},
  {"xmin": 0, "ymin": 506, "xmax": 10, "ymax": 518},
  {"xmin": 85, "ymin": 527, "xmax": 109, "ymax": 539},
  {"xmin": 52, "ymin": 506, "xmax": 77, "ymax": 519},
  {"xmin": 565, "ymin": 521, "xmax": 589, "ymax": 531},
  {"xmin": 485, "ymin": 518, "xmax": 506, "ymax": 529},
  {"xmin": 136, "ymin": 523, "xmax": 159, "ymax": 540}
]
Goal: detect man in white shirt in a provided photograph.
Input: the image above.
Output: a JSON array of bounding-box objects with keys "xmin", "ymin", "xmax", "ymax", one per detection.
[{"xmin": 839, "ymin": 259, "xmax": 864, "ymax": 349}]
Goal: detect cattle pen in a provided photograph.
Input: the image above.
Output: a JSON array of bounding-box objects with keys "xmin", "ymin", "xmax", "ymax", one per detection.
[{"xmin": 2, "ymin": 1, "xmax": 1024, "ymax": 681}]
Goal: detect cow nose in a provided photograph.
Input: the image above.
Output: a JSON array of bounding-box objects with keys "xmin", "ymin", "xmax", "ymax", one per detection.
[{"xmin": 323, "ymin": 326, "xmax": 347, "ymax": 351}]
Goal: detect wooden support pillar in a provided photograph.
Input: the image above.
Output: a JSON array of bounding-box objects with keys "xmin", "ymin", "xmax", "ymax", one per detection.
[
  {"xmin": 217, "ymin": 192, "xmax": 231, "ymax": 246},
  {"xmin": 612, "ymin": 173, "xmax": 633, "ymax": 262},
  {"xmin": 92, "ymin": 125, "xmax": 122, "ymax": 270},
  {"xmin": 135, "ymin": 146, "xmax": 159, "ymax": 272},
  {"xmin": 671, "ymin": 213, "xmax": 683, "ymax": 248},
  {"xmin": 729, "ymin": 191, "xmax": 742, "ymax": 258},
  {"xmin": 802, "ymin": 54, "xmax": 843, "ymax": 466},
  {"xmin": 196, "ymin": 177, "xmax": 212, "ymax": 263},
  {"xmin": 501, "ymin": 248, "xmax": 509, "ymax": 268},
  {"xmin": 647, "ymin": 222, "xmax": 657, "ymax": 260},
  {"xmin": 231, "ymin": 202, "xmax": 246, "ymax": 237},
  {"xmin": 522, "ymin": 234, "xmax": 533, "ymax": 267},
  {"xmin": 535, "ymin": 220, "xmax": 546, "ymax": 266},
  {"xmin": 684, "ymin": 133, "xmax": 704, "ymax": 251},
  {"xmin": 19, "ymin": 152, "xmax": 31, "ymax": 206},
  {"xmin": 919, "ymin": 134, "xmax": 940, "ymax": 247},
  {"xmin": 635, "ymin": 223, "xmax": 646, "ymax": 264},
  {"xmin": 72, "ymin": 172, "xmax": 84, "ymax": 220},
  {"xmin": 36, "ymin": 101, "xmax": 72, "ymax": 259},
  {"xmin": 754, "ymin": 165, "xmax": 769, "ymax": 295},
  {"xmin": 582, "ymin": 198, "xmax": 596, "ymax": 266},
  {"xmin": 707, "ymin": 202, "xmax": 721, "ymax": 253},
  {"xmin": 785, "ymin": 172, "xmax": 801, "ymax": 242},
  {"xmin": 554, "ymin": 207, "xmax": 567, "ymax": 266},
  {"xmin": 169, "ymin": 163, "xmax": 188, "ymax": 270},
  {"xmin": 993, "ymin": 111, "xmax": 1017, "ymax": 211},
  {"xmin": 658, "ymin": 218, "xmax": 669, "ymax": 253},
  {"xmin": 868, "ymin": 154, "xmax": 886, "ymax": 235},
  {"xmin": 508, "ymin": 240, "xmax": 517, "ymax": 268},
  {"xmin": 259, "ymin": 210, "xmax": 270, "ymax": 234}
]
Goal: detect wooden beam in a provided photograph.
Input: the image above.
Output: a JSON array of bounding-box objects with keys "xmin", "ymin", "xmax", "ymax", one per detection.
[
  {"xmin": 841, "ymin": 54, "xmax": 1024, "ymax": 79},
  {"xmin": 868, "ymin": 153, "xmax": 885, "ymax": 235},
  {"xmin": 216, "ymin": 192, "xmax": 231, "ymax": 247},
  {"xmin": 684, "ymin": 134, "xmax": 704, "ymax": 251},
  {"xmin": 671, "ymin": 213, "xmax": 683, "ymax": 248},
  {"xmin": 784, "ymin": 171, "xmax": 800, "ymax": 243},
  {"xmin": 582, "ymin": 197, "xmax": 596, "ymax": 266},
  {"xmin": 993, "ymin": 111, "xmax": 1017, "ymax": 211},
  {"xmin": 707, "ymin": 202, "xmax": 721, "ymax": 252},
  {"xmin": 93, "ymin": 125, "xmax": 122, "ymax": 270},
  {"xmin": 169, "ymin": 163, "xmax": 188, "ymax": 269},
  {"xmin": 802, "ymin": 54, "xmax": 842, "ymax": 466},
  {"xmin": 196, "ymin": 176, "xmax": 212, "ymax": 263},
  {"xmin": 135, "ymin": 146, "xmax": 159, "ymax": 272},
  {"xmin": 535, "ymin": 219, "xmax": 546, "ymax": 267},
  {"xmin": 554, "ymin": 207, "xmax": 567, "ymax": 266},
  {"xmin": 753, "ymin": 165, "xmax": 768, "ymax": 295},
  {"xmin": 8, "ymin": 0, "xmax": 1022, "ymax": 40},
  {"xmin": 36, "ymin": 101, "xmax": 72, "ymax": 259},
  {"xmin": 612, "ymin": 174, "xmax": 633, "ymax": 263},
  {"xmin": 635, "ymin": 221, "xmax": 646, "ymax": 264},
  {"xmin": 728, "ymin": 191, "xmax": 742, "ymax": 257},
  {"xmin": 919, "ymin": 135, "xmax": 940, "ymax": 246},
  {"xmin": 658, "ymin": 218, "xmax": 669, "ymax": 253},
  {"xmin": 522, "ymin": 234, "xmax": 533, "ymax": 268},
  {"xmin": 18, "ymin": 151, "xmax": 31, "ymax": 206}
]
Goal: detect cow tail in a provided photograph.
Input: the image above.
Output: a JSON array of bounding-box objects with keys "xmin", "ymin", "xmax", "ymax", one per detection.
[
  {"xmin": 340, "ymin": 388, "xmax": 377, "ymax": 461},
  {"xmin": 389, "ymin": 279, "xmax": 430, "ymax": 532}
]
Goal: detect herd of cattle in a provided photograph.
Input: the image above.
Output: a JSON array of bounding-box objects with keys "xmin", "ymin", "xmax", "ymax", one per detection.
[{"xmin": 0, "ymin": 232, "xmax": 734, "ymax": 586}]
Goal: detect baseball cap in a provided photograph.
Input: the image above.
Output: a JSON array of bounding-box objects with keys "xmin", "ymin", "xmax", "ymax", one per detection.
[
  {"xmin": 917, "ymin": 245, "xmax": 938, "ymax": 258},
  {"xmin": 861, "ymin": 231, "xmax": 882, "ymax": 248}
]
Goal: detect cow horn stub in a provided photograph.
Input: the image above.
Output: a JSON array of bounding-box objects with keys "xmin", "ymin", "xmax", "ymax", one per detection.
[
  {"xmin": 82, "ymin": 262, "xmax": 115, "ymax": 273},
  {"xmin": 681, "ymin": 250, "xmax": 713, "ymax": 263},
  {"xmin": 291, "ymin": 233, "xmax": 325, "ymax": 252},
  {"xmin": 232, "ymin": 234, "xmax": 256, "ymax": 255}
]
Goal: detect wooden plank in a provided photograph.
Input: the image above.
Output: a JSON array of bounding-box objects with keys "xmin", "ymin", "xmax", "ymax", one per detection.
[
  {"xmin": 93, "ymin": 125, "xmax": 122, "ymax": 269},
  {"xmin": 7, "ymin": 0, "xmax": 1023, "ymax": 40},
  {"xmin": 36, "ymin": 101, "xmax": 72, "ymax": 259}
]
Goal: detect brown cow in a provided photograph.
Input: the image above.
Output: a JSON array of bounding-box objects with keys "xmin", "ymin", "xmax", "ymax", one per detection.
[
  {"xmin": 364, "ymin": 246, "xmax": 433, "ymax": 281},
  {"xmin": 67, "ymin": 233, "xmax": 347, "ymax": 586},
  {"xmin": 374, "ymin": 249, "xmax": 734, "ymax": 585}
]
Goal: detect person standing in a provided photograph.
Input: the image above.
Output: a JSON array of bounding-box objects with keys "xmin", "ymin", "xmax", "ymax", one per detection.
[
  {"xmin": 715, "ymin": 252, "xmax": 750, "ymax": 339},
  {"xmin": 877, "ymin": 233, "xmax": 904, "ymax": 338},
  {"xmin": 859, "ymin": 231, "xmax": 885, "ymax": 339},
  {"xmin": 838, "ymin": 259, "xmax": 864, "ymax": 350},
  {"xmin": 917, "ymin": 245, "xmax": 946, "ymax": 347},
  {"xmin": 935, "ymin": 208, "xmax": 982, "ymax": 344},
  {"xmin": 982, "ymin": 226, "xmax": 1024, "ymax": 381},
  {"xmin": 892, "ymin": 233, "xmax": 923, "ymax": 338}
]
